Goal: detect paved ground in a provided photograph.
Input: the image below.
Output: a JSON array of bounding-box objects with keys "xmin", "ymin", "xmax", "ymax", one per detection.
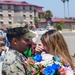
[{"xmin": 62, "ymin": 32, "xmax": 75, "ymax": 55}]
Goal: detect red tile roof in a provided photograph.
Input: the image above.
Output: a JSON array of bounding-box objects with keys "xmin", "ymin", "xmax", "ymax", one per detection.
[
  {"xmin": 0, "ymin": 1, "xmax": 43, "ymax": 7},
  {"xmin": 39, "ymin": 18, "xmax": 75, "ymax": 23},
  {"xmin": 52, "ymin": 18, "xmax": 75, "ymax": 23},
  {"xmin": 36, "ymin": 10, "xmax": 44, "ymax": 13}
]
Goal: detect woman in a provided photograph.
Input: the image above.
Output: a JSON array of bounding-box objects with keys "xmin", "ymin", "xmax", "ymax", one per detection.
[
  {"xmin": 0, "ymin": 36, "xmax": 9, "ymax": 61},
  {"xmin": 29, "ymin": 25, "xmax": 38, "ymax": 43},
  {"xmin": 36, "ymin": 30, "xmax": 74, "ymax": 70}
]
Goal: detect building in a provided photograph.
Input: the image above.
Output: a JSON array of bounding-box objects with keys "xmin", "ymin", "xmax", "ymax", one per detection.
[
  {"xmin": 39, "ymin": 18, "xmax": 75, "ymax": 30},
  {"xmin": 0, "ymin": 1, "xmax": 44, "ymax": 26}
]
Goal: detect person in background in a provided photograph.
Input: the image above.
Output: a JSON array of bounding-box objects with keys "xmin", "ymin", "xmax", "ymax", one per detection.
[
  {"xmin": 3, "ymin": 29, "xmax": 10, "ymax": 47},
  {"xmin": 0, "ymin": 36, "xmax": 8, "ymax": 61},
  {"xmin": 2, "ymin": 23, "xmax": 36, "ymax": 75},
  {"xmin": 0, "ymin": 36, "xmax": 5, "ymax": 56},
  {"xmin": 0, "ymin": 29, "xmax": 4, "ymax": 37},
  {"xmin": 29, "ymin": 25, "xmax": 38, "ymax": 43},
  {"xmin": 36, "ymin": 30, "xmax": 74, "ymax": 70}
]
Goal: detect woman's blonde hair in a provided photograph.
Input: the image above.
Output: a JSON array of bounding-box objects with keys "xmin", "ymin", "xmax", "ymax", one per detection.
[{"xmin": 41, "ymin": 30, "xmax": 74, "ymax": 69}]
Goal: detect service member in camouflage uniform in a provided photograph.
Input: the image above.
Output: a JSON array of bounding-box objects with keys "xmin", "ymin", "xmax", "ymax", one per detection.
[{"xmin": 2, "ymin": 23, "xmax": 36, "ymax": 75}]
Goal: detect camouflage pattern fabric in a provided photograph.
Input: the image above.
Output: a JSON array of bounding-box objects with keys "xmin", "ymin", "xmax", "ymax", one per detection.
[
  {"xmin": 22, "ymin": 30, "xmax": 36, "ymax": 39},
  {"xmin": 6, "ymin": 23, "xmax": 29, "ymax": 35},
  {"xmin": 2, "ymin": 48, "xmax": 31, "ymax": 75},
  {"xmin": 6, "ymin": 23, "xmax": 36, "ymax": 39}
]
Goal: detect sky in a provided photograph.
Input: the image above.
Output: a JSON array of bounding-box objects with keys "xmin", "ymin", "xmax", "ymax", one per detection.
[{"xmin": 16, "ymin": 0, "xmax": 75, "ymax": 18}]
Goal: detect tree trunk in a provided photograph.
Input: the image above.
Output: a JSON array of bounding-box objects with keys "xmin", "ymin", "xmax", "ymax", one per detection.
[
  {"xmin": 64, "ymin": 2, "xmax": 66, "ymax": 18},
  {"xmin": 67, "ymin": 1, "xmax": 69, "ymax": 18}
]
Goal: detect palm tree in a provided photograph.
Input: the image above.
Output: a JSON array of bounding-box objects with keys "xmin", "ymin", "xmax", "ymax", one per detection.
[
  {"xmin": 44, "ymin": 10, "xmax": 53, "ymax": 27},
  {"xmin": 61, "ymin": 0, "xmax": 66, "ymax": 18},
  {"xmin": 66, "ymin": 0, "xmax": 69, "ymax": 18}
]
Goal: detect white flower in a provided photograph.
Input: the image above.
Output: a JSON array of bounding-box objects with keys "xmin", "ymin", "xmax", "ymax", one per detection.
[
  {"xmin": 35, "ymin": 60, "xmax": 53, "ymax": 67},
  {"xmin": 65, "ymin": 67, "xmax": 74, "ymax": 75},
  {"xmin": 41, "ymin": 52, "xmax": 53, "ymax": 61}
]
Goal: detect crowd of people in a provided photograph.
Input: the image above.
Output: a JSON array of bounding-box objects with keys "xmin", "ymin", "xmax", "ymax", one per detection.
[{"xmin": 0, "ymin": 22, "xmax": 75, "ymax": 75}]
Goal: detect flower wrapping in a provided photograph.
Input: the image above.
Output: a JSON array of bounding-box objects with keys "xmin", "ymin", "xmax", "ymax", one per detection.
[{"xmin": 24, "ymin": 52, "xmax": 74, "ymax": 75}]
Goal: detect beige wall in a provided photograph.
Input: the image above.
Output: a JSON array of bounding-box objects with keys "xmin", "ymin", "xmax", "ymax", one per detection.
[
  {"xmin": 0, "ymin": 4, "xmax": 44, "ymax": 26},
  {"xmin": 38, "ymin": 22, "xmax": 75, "ymax": 30},
  {"xmin": 2, "ymin": 10, "xmax": 14, "ymax": 25}
]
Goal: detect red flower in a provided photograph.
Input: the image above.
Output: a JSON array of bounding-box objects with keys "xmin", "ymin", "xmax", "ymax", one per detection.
[{"xmin": 59, "ymin": 68, "xmax": 66, "ymax": 75}]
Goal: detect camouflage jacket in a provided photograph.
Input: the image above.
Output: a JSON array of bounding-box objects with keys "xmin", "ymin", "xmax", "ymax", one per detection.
[{"xmin": 2, "ymin": 48, "xmax": 31, "ymax": 75}]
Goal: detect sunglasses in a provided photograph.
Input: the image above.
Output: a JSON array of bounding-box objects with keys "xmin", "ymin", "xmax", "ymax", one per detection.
[{"xmin": 0, "ymin": 43, "xmax": 5, "ymax": 46}]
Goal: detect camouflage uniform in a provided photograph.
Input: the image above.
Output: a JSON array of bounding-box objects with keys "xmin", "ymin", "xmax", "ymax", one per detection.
[
  {"xmin": 2, "ymin": 23, "xmax": 36, "ymax": 75},
  {"xmin": 2, "ymin": 48, "xmax": 31, "ymax": 75}
]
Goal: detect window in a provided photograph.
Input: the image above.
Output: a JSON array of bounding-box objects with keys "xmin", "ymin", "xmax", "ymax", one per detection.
[
  {"xmin": 0, "ymin": 14, "xmax": 3, "ymax": 17},
  {"xmin": 34, "ymin": 9, "xmax": 36, "ymax": 13},
  {"xmin": 0, "ymin": 5, "xmax": 2, "ymax": 9},
  {"xmin": 34, "ymin": 9, "xmax": 36, "ymax": 16},
  {"xmin": 9, "ymin": 21, "xmax": 12, "ymax": 24},
  {"xmin": 0, "ymin": 14, "xmax": 3, "ymax": 20},
  {"xmin": 29, "ymin": 7, "xmax": 32, "ymax": 11},
  {"xmin": 14, "ymin": 5, "xmax": 20, "ymax": 11},
  {"xmin": 30, "ymin": 15, "xmax": 32, "ymax": 19},
  {"xmin": 8, "ymin": 14, "xmax": 12, "ymax": 20},
  {"xmin": 8, "ymin": 14, "xmax": 11, "ymax": 17},
  {"xmin": 0, "ymin": 5, "xmax": 2, "ymax": 12},
  {"xmin": 38, "ymin": 14, "xmax": 41, "ymax": 18},
  {"xmin": 0, "ymin": 21, "xmax": 3, "ymax": 25},
  {"xmin": 23, "ymin": 6, "xmax": 25, "ymax": 13},
  {"xmin": 23, "ymin": 15, "xmax": 26, "ymax": 19},
  {"xmin": 8, "ymin": 5, "xmax": 11, "ymax": 9},
  {"xmin": 23, "ymin": 14, "xmax": 26, "ymax": 17},
  {"xmin": 30, "ymin": 21, "xmax": 32, "ymax": 25},
  {"xmin": 23, "ymin": 6, "xmax": 25, "ymax": 10}
]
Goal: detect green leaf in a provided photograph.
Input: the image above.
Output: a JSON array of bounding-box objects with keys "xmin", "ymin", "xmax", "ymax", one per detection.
[
  {"xmin": 54, "ymin": 70, "xmax": 60, "ymax": 75},
  {"xmin": 33, "ymin": 64, "xmax": 39, "ymax": 69}
]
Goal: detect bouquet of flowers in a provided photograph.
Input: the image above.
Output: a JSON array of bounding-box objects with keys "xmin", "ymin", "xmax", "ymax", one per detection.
[{"xmin": 24, "ymin": 52, "xmax": 74, "ymax": 75}]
